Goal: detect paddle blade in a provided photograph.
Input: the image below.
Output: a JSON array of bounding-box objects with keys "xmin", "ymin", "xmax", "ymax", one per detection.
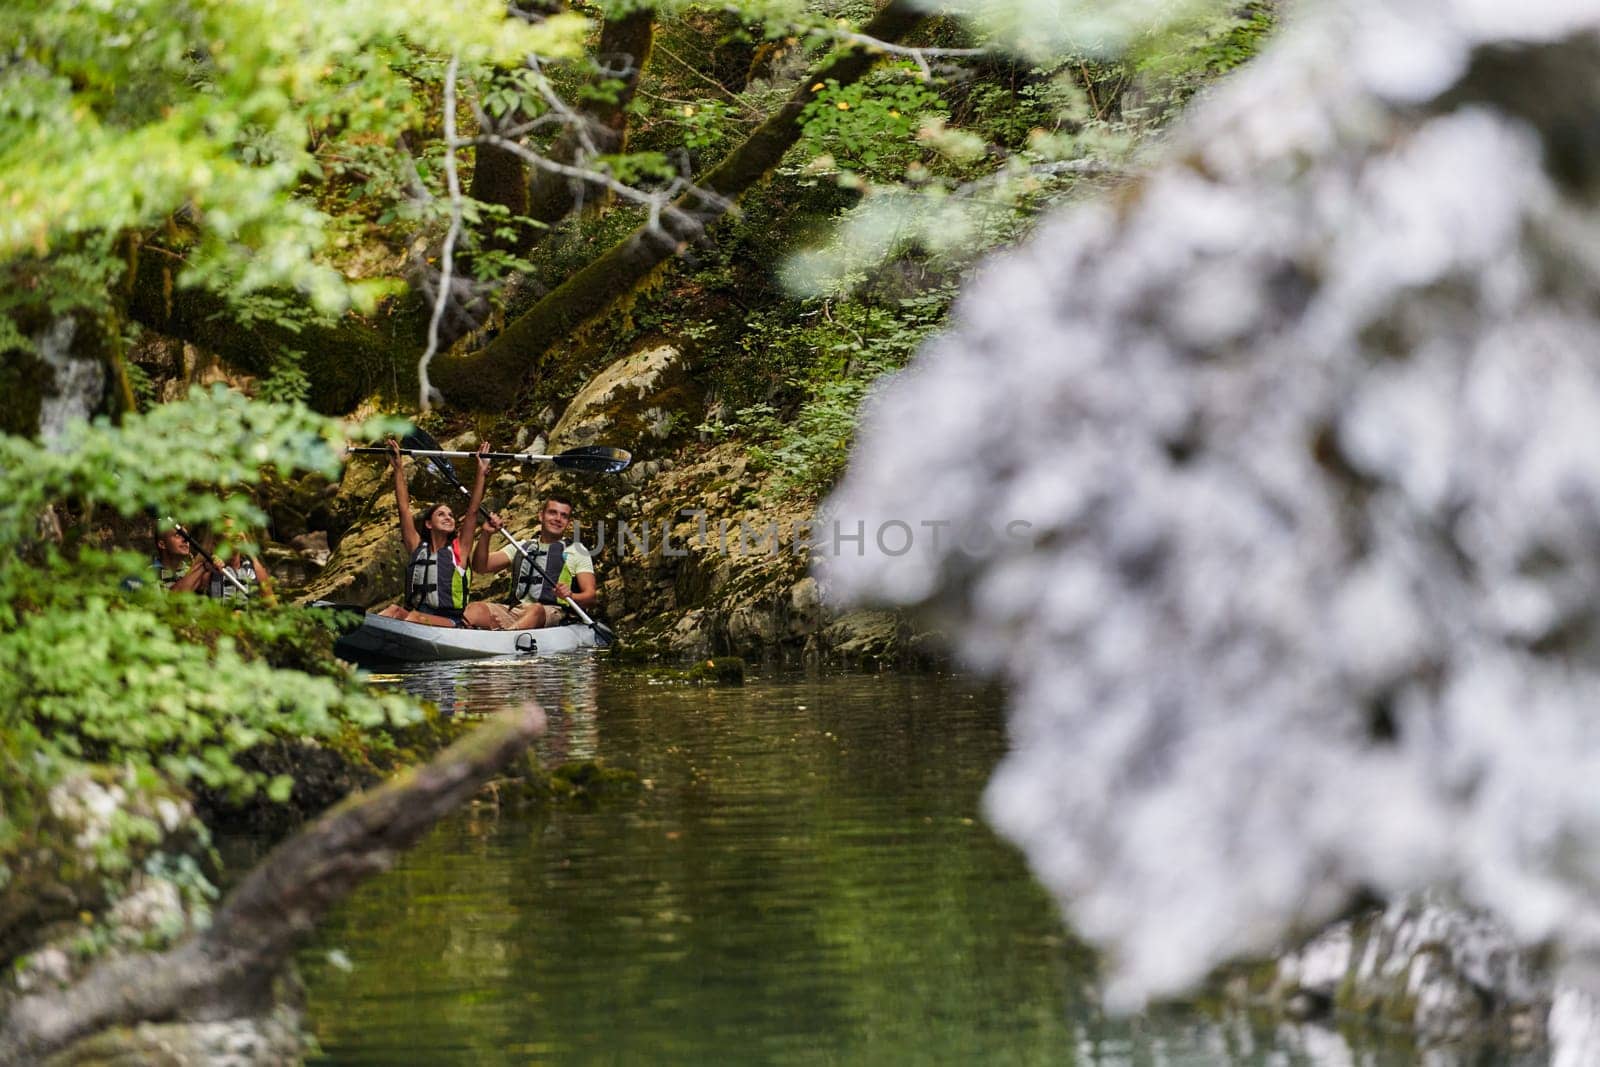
[
  {"xmin": 402, "ymin": 429, "xmax": 467, "ymax": 490},
  {"xmin": 403, "ymin": 427, "xmax": 444, "ymax": 452},
  {"xmin": 550, "ymin": 446, "xmax": 632, "ymax": 474}
]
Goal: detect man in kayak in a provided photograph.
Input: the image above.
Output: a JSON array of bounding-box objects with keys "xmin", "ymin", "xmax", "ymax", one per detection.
[
  {"xmin": 150, "ymin": 522, "xmax": 212, "ymax": 594},
  {"xmin": 377, "ymin": 438, "xmax": 488, "ymax": 627},
  {"xmin": 464, "ymin": 493, "xmax": 598, "ymax": 630}
]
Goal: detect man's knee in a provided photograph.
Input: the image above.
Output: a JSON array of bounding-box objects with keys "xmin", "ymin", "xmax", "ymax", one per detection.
[
  {"xmin": 464, "ymin": 602, "xmax": 500, "ymax": 630},
  {"xmin": 509, "ymin": 604, "xmax": 548, "ymax": 629}
]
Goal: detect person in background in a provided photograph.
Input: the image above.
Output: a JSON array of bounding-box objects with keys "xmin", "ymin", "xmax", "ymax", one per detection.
[
  {"xmin": 465, "ymin": 493, "xmax": 597, "ymax": 630},
  {"xmin": 150, "ymin": 522, "xmax": 211, "ymax": 594},
  {"xmin": 200, "ymin": 521, "xmax": 271, "ymax": 602}
]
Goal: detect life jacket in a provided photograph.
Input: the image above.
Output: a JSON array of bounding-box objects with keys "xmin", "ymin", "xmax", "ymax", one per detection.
[
  {"xmin": 206, "ymin": 557, "xmax": 258, "ymax": 600},
  {"xmin": 508, "ymin": 540, "xmax": 576, "ymax": 606},
  {"xmin": 150, "ymin": 555, "xmax": 183, "ymax": 590},
  {"xmin": 406, "ymin": 538, "xmax": 469, "ymax": 612}
]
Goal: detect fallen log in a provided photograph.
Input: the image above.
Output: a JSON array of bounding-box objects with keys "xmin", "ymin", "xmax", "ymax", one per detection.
[{"xmin": 0, "ymin": 703, "xmax": 547, "ymax": 1063}]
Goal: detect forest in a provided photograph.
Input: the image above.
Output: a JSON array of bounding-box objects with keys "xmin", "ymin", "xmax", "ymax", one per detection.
[{"xmin": 6, "ymin": 0, "xmax": 1599, "ymax": 1062}]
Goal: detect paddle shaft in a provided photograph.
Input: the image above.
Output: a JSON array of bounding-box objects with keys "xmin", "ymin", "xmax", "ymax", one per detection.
[
  {"xmin": 350, "ymin": 445, "xmax": 630, "ymax": 474},
  {"xmin": 351, "ymin": 446, "xmax": 560, "ymax": 462},
  {"xmin": 498, "ymin": 525, "xmax": 603, "ymax": 630}
]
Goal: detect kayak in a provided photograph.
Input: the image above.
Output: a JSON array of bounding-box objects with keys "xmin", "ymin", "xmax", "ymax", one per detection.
[{"xmin": 333, "ymin": 612, "xmax": 600, "ymax": 663}]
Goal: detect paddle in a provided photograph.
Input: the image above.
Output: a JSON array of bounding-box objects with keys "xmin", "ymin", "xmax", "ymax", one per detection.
[
  {"xmin": 348, "ymin": 443, "xmax": 631, "ymax": 474},
  {"xmin": 399, "ymin": 429, "xmax": 617, "ymax": 648},
  {"xmin": 168, "ymin": 520, "xmax": 254, "ymax": 598}
]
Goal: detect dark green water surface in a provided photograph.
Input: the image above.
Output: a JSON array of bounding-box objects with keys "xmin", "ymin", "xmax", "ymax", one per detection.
[{"xmin": 297, "ymin": 659, "xmax": 1432, "ymax": 1066}]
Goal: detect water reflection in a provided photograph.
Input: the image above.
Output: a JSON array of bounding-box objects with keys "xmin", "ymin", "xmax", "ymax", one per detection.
[
  {"xmin": 299, "ymin": 667, "xmax": 1511, "ymax": 1066},
  {"xmin": 362, "ymin": 654, "xmax": 603, "ymax": 763}
]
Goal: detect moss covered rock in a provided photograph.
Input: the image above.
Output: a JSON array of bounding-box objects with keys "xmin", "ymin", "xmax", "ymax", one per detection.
[{"xmin": 549, "ymin": 339, "xmax": 700, "ymax": 450}]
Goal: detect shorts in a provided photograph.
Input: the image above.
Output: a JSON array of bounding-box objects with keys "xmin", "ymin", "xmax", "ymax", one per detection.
[
  {"xmin": 505, "ymin": 602, "xmax": 566, "ymax": 628},
  {"xmin": 416, "ymin": 606, "xmax": 467, "ymax": 628}
]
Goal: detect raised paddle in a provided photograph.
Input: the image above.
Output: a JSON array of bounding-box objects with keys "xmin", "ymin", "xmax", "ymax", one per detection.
[
  {"xmin": 399, "ymin": 429, "xmax": 617, "ymax": 649},
  {"xmin": 348, "ymin": 443, "xmax": 631, "ymax": 474}
]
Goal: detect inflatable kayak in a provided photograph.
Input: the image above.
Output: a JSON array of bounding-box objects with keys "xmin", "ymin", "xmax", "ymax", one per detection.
[{"xmin": 333, "ymin": 612, "xmax": 600, "ymax": 663}]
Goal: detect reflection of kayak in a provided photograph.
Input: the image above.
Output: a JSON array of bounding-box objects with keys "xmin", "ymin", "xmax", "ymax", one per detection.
[{"xmin": 333, "ymin": 612, "xmax": 599, "ymax": 663}]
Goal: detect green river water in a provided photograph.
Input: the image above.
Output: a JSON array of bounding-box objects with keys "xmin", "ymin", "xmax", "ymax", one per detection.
[{"xmin": 295, "ymin": 659, "xmax": 1455, "ymax": 1065}]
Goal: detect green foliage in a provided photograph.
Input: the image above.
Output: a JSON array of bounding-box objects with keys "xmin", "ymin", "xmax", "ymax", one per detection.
[
  {"xmin": 0, "ymin": 574, "xmax": 417, "ymax": 801},
  {"xmin": 0, "ymin": 0, "xmax": 584, "ymax": 332},
  {"xmin": 123, "ymin": 362, "xmax": 157, "ymax": 412},
  {"xmin": 0, "ymin": 389, "xmax": 415, "ymax": 866},
  {"xmin": 257, "ymin": 351, "xmax": 314, "ymax": 407},
  {"xmin": 0, "ymin": 247, "xmax": 122, "ymax": 355},
  {"xmin": 795, "ymin": 71, "xmax": 948, "ymax": 182},
  {"xmin": 0, "ymin": 385, "xmax": 388, "ymax": 538},
  {"xmin": 946, "ymin": 0, "xmax": 1234, "ymax": 61},
  {"xmin": 676, "ymin": 100, "xmax": 738, "ymax": 154},
  {"xmin": 781, "ymin": 4, "xmax": 1278, "ymax": 300},
  {"xmin": 1132, "ymin": 1, "xmax": 1276, "ymax": 103},
  {"xmin": 704, "ymin": 295, "xmax": 951, "ymax": 499}
]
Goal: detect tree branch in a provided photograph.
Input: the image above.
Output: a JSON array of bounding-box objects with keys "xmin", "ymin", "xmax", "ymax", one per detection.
[
  {"xmin": 0, "ymin": 704, "xmax": 548, "ymax": 1064},
  {"xmin": 418, "ymin": 55, "xmax": 465, "ymax": 412},
  {"xmin": 431, "ymin": 0, "xmax": 926, "ymax": 411},
  {"xmin": 522, "ymin": 6, "xmax": 656, "ymax": 242}
]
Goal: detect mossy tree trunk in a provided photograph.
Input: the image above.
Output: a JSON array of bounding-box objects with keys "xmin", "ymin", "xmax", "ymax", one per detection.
[
  {"xmin": 123, "ymin": 244, "xmax": 420, "ymax": 414},
  {"xmin": 523, "ymin": 6, "xmax": 657, "ymax": 236},
  {"xmin": 467, "ymin": 84, "xmax": 533, "ymax": 256}
]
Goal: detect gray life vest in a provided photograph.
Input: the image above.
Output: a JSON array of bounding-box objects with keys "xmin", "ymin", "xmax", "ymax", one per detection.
[
  {"xmin": 508, "ymin": 541, "xmax": 565, "ymax": 606},
  {"xmin": 406, "ymin": 539, "xmax": 469, "ymax": 612},
  {"xmin": 150, "ymin": 555, "xmax": 183, "ymax": 590},
  {"xmin": 206, "ymin": 558, "xmax": 259, "ymax": 600}
]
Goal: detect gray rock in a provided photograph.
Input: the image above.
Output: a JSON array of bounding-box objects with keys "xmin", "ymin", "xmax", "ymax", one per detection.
[
  {"xmin": 666, "ymin": 609, "xmax": 713, "ymax": 659},
  {"xmin": 550, "ymin": 341, "xmax": 698, "ymax": 450},
  {"xmin": 288, "ymin": 530, "xmax": 330, "ymax": 567},
  {"xmin": 1274, "ymin": 893, "xmax": 1546, "ymax": 1041}
]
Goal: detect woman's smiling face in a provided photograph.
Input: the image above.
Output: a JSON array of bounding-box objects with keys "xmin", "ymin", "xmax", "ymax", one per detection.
[{"xmin": 424, "ymin": 505, "xmax": 457, "ymax": 534}]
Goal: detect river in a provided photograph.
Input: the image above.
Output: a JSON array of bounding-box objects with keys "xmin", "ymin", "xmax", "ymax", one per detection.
[{"xmin": 295, "ymin": 659, "xmax": 1489, "ymax": 1065}]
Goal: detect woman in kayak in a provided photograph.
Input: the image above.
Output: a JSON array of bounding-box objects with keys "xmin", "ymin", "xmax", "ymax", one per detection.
[{"xmin": 377, "ymin": 438, "xmax": 489, "ymax": 627}]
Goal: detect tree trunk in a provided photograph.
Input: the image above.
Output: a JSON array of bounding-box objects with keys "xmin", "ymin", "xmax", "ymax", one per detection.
[
  {"xmin": 523, "ymin": 6, "xmax": 656, "ymax": 237},
  {"xmin": 431, "ymin": 0, "xmax": 925, "ymax": 411},
  {"xmin": 468, "ymin": 94, "xmax": 532, "ymax": 255},
  {"xmin": 123, "ymin": 245, "xmax": 419, "ymax": 414}
]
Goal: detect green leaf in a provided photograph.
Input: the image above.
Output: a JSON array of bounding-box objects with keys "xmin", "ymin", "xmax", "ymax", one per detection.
[{"xmin": 267, "ymin": 774, "xmax": 295, "ymax": 804}]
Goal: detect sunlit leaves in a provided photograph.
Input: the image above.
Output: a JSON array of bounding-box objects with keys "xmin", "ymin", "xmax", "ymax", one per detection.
[
  {"xmin": 920, "ymin": 0, "xmax": 1231, "ymax": 60},
  {"xmin": 781, "ymin": 3, "xmax": 1266, "ymax": 299},
  {"xmin": 0, "ymin": 0, "xmax": 586, "ymax": 304},
  {"xmin": 0, "ymin": 385, "xmax": 402, "ymax": 540},
  {"xmin": 0, "ymin": 561, "xmax": 420, "ymax": 804},
  {"xmin": 796, "ymin": 73, "xmax": 947, "ymax": 181}
]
